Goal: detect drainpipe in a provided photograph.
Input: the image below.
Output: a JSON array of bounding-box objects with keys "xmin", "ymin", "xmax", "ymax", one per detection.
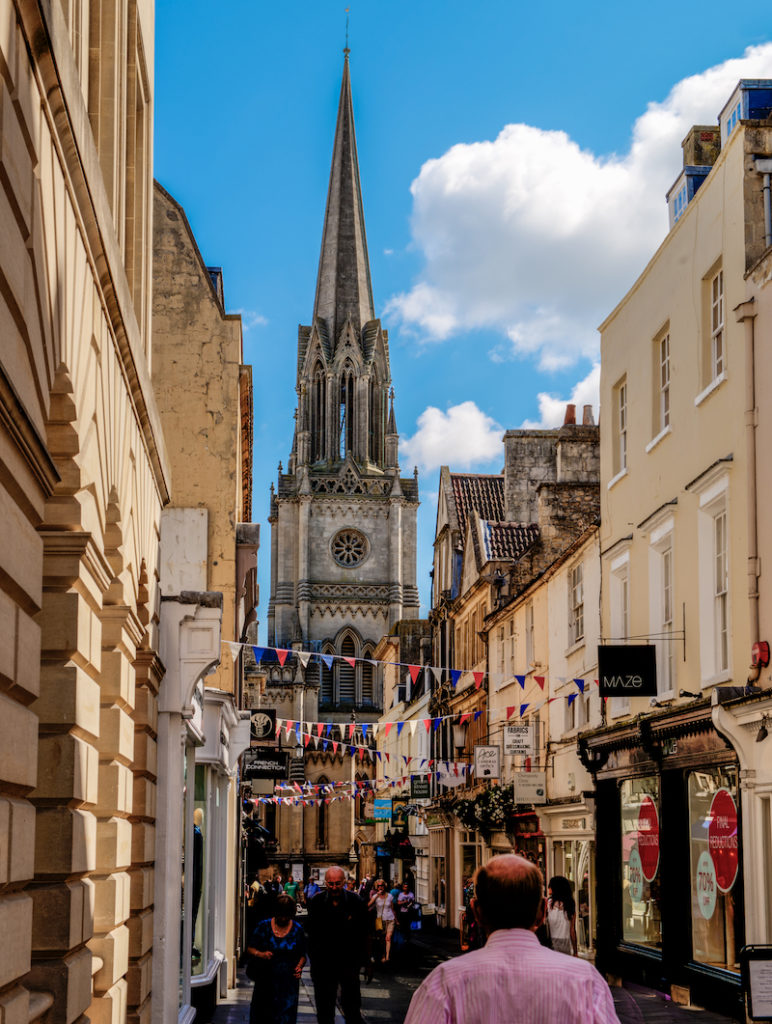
[
  {"xmin": 734, "ymin": 299, "xmax": 759, "ymax": 660},
  {"xmin": 756, "ymin": 158, "xmax": 772, "ymax": 249}
]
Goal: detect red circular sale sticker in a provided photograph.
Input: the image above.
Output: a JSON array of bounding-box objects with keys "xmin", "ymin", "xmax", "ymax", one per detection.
[
  {"xmin": 638, "ymin": 795, "xmax": 660, "ymax": 882},
  {"xmin": 708, "ymin": 788, "xmax": 738, "ymax": 893}
]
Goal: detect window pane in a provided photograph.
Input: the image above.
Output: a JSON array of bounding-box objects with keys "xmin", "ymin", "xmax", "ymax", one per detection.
[
  {"xmin": 621, "ymin": 777, "xmax": 661, "ymax": 949},
  {"xmin": 688, "ymin": 767, "xmax": 740, "ymax": 971}
]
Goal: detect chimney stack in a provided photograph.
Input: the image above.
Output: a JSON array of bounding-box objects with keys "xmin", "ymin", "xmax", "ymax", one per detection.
[
  {"xmin": 582, "ymin": 405, "xmax": 595, "ymax": 426},
  {"xmin": 563, "ymin": 404, "xmax": 576, "ymax": 426}
]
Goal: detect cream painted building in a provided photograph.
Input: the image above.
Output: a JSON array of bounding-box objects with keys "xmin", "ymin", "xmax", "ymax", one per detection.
[
  {"xmin": 586, "ymin": 83, "xmax": 772, "ymax": 1016},
  {"xmin": 0, "ymin": 1, "xmax": 168, "ymax": 1022}
]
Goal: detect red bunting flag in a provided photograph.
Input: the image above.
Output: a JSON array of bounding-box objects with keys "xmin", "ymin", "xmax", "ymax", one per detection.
[
  {"xmin": 384, "ymin": 722, "xmax": 393, "ymax": 737},
  {"xmin": 303, "ymin": 733, "xmax": 311, "ymax": 747},
  {"xmin": 423, "ymin": 719, "xmax": 432, "ymax": 732},
  {"xmin": 459, "ymin": 713, "xmax": 471, "ymax": 726},
  {"xmin": 473, "ymin": 672, "xmax": 484, "ymax": 689},
  {"xmin": 344, "ymin": 657, "xmax": 356, "ymax": 669},
  {"xmin": 534, "ymin": 675, "xmax": 546, "ymax": 690},
  {"xmin": 316, "ymin": 723, "xmax": 324, "ymax": 737},
  {"xmin": 332, "ymin": 741, "xmax": 338, "ymax": 754},
  {"xmin": 276, "ymin": 648, "xmax": 290, "ymax": 666},
  {"xmin": 386, "ymin": 752, "xmax": 391, "ymax": 761},
  {"xmin": 348, "ymin": 722, "xmax": 356, "ymax": 739},
  {"xmin": 506, "ymin": 706, "xmax": 515, "ymax": 719},
  {"xmin": 408, "ymin": 665, "xmax": 421, "ymax": 684}
]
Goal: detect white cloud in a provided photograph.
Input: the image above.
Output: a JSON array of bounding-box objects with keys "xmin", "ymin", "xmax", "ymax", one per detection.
[
  {"xmin": 400, "ymin": 401, "xmax": 503, "ymax": 473},
  {"xmin": 235, "ymin": 309, "xmax": 268, "ymax": 331},
  {"xmin": 386, "ymin": 45, "xmax": 772, "ymax": 370},
  {"xmin": 520, "ymin": 364, "xmax": 600, "ymax": 429}
]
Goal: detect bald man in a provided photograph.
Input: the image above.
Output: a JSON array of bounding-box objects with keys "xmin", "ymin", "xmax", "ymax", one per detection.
[
  {"xmin": 405, "ymin": 855, "xmax": 619, "ymax": 1024},
  {"xmin": 307, "ymin": 865, "xmax": 367, "ymax": 1024}
]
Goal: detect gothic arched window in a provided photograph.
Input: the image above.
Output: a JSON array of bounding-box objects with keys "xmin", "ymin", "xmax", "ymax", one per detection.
[
  {"xmin": 362, "ymin": 647, "xmax": 374, "ymax": 706},
  {"xmin": 316, "ymin": 775, "xmax": 329, "ymax": 850},
  {"xmin": 337, "ymin": 634, "xmax": 357, "ymax": 705},
  {"xmin": 339, "ymin": 363, "xmax": 355, "ymax": 457},
  {"xmin": 312, "ymin": 364, "xmax": 327, "ymax": 461},
  {"xmin": 320, "ymin": 646, "xmax": 334, "ymax": 707}
]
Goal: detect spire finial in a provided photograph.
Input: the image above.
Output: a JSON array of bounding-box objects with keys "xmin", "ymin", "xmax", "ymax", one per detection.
[{"xmin": 344, "ymin": 7, "xmax": 350, "ymax": 56}]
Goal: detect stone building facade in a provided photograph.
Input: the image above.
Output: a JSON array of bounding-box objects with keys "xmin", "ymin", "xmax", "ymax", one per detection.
[
  {"xmin": 0, "ymin": 2, "xmax": 166, "ymax": 1021},
  {"xmin": 253, "ymin": 52, "xmax": 419, "ymax": 878}
]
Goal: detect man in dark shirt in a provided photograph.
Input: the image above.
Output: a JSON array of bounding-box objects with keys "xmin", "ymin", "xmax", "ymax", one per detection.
[{"xmin": 307, "ymin": 865, "xmax": 367, "ymax": 1024}]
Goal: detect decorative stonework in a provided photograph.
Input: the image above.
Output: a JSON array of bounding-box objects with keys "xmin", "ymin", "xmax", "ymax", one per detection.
[
  {"xmin": 330, "ymin": 528, "xmax": 368, "ymax": 567},
  {"xmin": 311, "ymin": 583, "xmax": 389, "ymax": 603}
]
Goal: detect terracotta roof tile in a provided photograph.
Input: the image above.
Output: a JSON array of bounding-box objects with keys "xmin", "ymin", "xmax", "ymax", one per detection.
[{"xmin": 450, "ymin": 474, "xmax": 504, "ymax": 538}]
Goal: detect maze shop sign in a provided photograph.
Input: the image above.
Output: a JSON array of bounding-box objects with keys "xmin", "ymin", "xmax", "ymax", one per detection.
[{"xmin": 597, "ymin": 644, "xmax": 657, "ymax": 697}]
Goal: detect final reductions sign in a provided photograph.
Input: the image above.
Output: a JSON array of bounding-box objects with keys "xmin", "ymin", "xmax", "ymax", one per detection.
[{"xmin": 598, "ymin": 645, "xmax": 657, "ymax": 697}]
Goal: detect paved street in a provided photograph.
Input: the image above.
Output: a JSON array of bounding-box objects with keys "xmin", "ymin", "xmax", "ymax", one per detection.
[{"xmin": 209, "ymin": 930, "xmax": 740, "ymax": 1024}]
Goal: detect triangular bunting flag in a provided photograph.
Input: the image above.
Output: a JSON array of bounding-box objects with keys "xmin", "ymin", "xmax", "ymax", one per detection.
[
  {"xmin": 534, "ymin": 675, "xmax": 546, "ymax": 690},
  {"xmin": 506, "ymin": 706, "xmax": 515, "ymax": 719},
  {"xmin": 473, "ymin": 672, "xmax": 484, "ymax": 689},
  {"xmin": 275, "ymin": 648, "xmax": 290, "ymax": 666},
  {"xmin": 450, "ymin": 670, "xmax": 462, "ymax": 688},
  {"xmin": 224, "ymin": 641, "xmax": 241, "ymax": 660},
  {"xmin": 344, "ymin": 657, "xmax": 356, "ymax": 669},
  {"xmin": 316, "ymin": 723, "xmax": 324, "ymax": 737},
  {"xmin": 326, "ymin": 723, "xmax": 333, "ymax": 737},
  {"xmin": 332, "ymin": 741, "xmax": 338, "ymax": 755},
  {"xmin": 348, "ymin": 723, "xmax": 356, "ymax": 739},
  {"xmin": 384, "ymin": 722, "xmax": 393, "ymax": 738},
  {"xmin": 252, "ymin": 646, "xmax": 266, "ymax": 662},
  {"xmin": 298, "ymin": 651, "xmax": 311, "ymax": 669},
  {"xmin": 397, "ymin": 722, "xmax": 404, "ymax": 736},
  {"xmin": 515, "ymin": 674, "xmax": 526, "ymax": 689},
  {"xmin": 423, "ymin": 719, "xmax": 431, "ymax": 732},
  {"xmin": 321, "ymin": 654, "xmax": 334, "ymax": 670},
  {"xmin": 409, "ymin": 665, "xmax": 422, "ymax": 684},
  {"xmin": 459, "ymin": 713, "xmax": 471, "ymax": 726},
  {"xmin": 409, "ymin": 720, "xmax": 418, "ymax": 736},
  {"xmin": 431, "ymin": 666, "xmax": 443, "ymax": 684},
  {"xmin": 574, "ymin": 678, "xmax": 586, "ymax": 693},
  {"xmin": 433, "ymin": 718, "xmax": 442, "ymax": 730},
  {"xmin": 362, "ymin": 723, "xmax": 369, "ymax": 739},
  {"xmin": 473, "ymin": 710, "xmax": 482, "ymax": 721},
  {"xmin": 568, "ymin": 693, "xmax": 578, "ymax": 706},
  {"xmin": 520, "ymin": 704, "xmax": 529, "ymax": 717}
]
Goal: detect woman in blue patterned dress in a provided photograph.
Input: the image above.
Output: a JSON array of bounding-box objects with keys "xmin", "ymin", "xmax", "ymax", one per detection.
[{"xmin": 247, "ymin": 894, "xmax": 307, "ymax": 1024}]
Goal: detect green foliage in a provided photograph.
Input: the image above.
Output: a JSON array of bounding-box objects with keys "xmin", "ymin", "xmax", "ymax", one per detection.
[{"xmin": 454, "ymin": 784, "xmax": 516, "ymax": 833}]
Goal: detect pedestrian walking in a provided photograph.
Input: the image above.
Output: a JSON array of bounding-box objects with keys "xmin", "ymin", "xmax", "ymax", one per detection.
[
  {"xmin": 283, "ymin": 876, "xmax": 300, "ymax": 901},
  {"xmin": 396, "ymin": 881, "xmax": 416, "ymax": 937},
  {"xmin": 307, "ymin": 865, "xmax": 367, "ymax": 1024},
  {"xmin": 368, "ymin": 879, "xmax": 396, "ymax": 962},
  {"xmin": 305, "ymin": 876, "xmax": 321, "ymax": 901},
  {"xmin": 547, "ymin": 875, "xmax": 578, "ymax": 956},
  {"xmin": 404, "ymin": 854, "xmax": 619, "ymax": 1024},
  {"xmin": 246, "ymin": 894, "xmax": 307, "ymax": 1024}
]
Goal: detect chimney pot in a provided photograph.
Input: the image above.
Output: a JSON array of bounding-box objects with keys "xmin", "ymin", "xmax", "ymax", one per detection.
[
  {"xmin": 564, "ymin": 404, "xmax": 576, "ymax": 426},
  {"xmin": 582, "ymin": 405, "xmax": 595, "ymax": 426}
]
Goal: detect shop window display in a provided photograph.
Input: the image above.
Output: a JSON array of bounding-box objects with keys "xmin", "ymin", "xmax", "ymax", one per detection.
[
  {"xmin": 688, "ymin": 767, "xmax": 740, "ymax": 972},
  {"xmin": 620, "ymin": 777, "xmax": 661, "ymax": 949},
  {"xmin": 192, "ymin": 765, "xmax": 208, "ymax": 974}
]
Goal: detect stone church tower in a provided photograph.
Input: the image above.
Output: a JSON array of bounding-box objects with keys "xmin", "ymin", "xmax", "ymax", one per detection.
[
  {"xmin": 268, "ymin": 51, "xmax": 419, "ymax": 697},
  {"xmin": 260, "ymin": 52, "xmax": 419, "ymax": 872}
]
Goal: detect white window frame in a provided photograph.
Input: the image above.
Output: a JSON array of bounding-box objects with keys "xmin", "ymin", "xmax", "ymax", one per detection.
[
  {"xmin": 508, "ymin": 618, "xmax": 516, "ymax": 674},
  {"xmin": 710, "ymin": 269, "xmax": 724, "ymax": 381},
  {"xmin": 648, "ymin": 516, "xmax": 675, "ymax": 698},
  {"xmin": 525, "ymin": 601, "xmax": 534, "ymax": 668},
  {"xmin": 659, "ymin": 332, "xmax": 670, "ymax": 432},
  {"xmin": 568, "ymin": 562, "xmax": 584, "ymax": 648},
  {"xmin": 616, "ymin": 378, "xmax": 628, "ymax": 474},
  {"xmin": 695, "ymin": 471, "xmax": 732, "ymax": 686}
]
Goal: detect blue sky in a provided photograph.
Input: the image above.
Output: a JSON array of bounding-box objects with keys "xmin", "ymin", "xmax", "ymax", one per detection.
[{"xmin": 155, "ymin": 2, "xmax": 772, "ymax": 637}]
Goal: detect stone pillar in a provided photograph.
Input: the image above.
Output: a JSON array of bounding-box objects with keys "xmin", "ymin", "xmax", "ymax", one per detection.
[
  {"xmin": 87, "ymin": 605, "xmax": 145, "ymax": 1024},
  {"xmin": 127, "ymin": 650, "xmax": 163, "ymax": 1024},
  {"xmin": 388, "ymin": 496, "xmax": 404, "ymax": 629},
  {"xmin": 297, "ymin": 494, "xmax": 311, "ymax": 641},
  {"xmin": 28, "ymin": 529, "xmax": 110, "ymax": 1023}
]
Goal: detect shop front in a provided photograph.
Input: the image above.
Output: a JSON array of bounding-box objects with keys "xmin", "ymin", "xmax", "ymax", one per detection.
[
  {"xmin": 581, "ymin": 704, "xmax": 744, "ymax": 1018},
  {"xmin": 541, "ymin": 799, "xmax": 596, "ymax": 958}
]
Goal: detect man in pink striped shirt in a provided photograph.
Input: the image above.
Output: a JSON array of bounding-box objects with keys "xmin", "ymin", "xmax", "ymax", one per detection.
[{"xmin": 404, "ymin": 855, "xmax": 619, "ymax": 1024}]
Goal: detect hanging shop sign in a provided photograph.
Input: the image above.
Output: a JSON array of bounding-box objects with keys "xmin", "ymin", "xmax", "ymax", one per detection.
[
  {"xmin": 504, "ymin": 724, "xmax": 533, "ymax": 757},
  {"xmin": 474, "ymin": 745, "xmax": 501, "ymax": 779},
  {"xmin": 243, "ymin": 747, "xmax": 288, "ymax": 780},
  {"xmin": 250, "ymin": 708, "xmax": 277, "ymax": 741},
  {"xmin": 708, "ymin": 787, "xmax": 739, "ymax": 892},
  {"xmin": 392, "ymin": 798, "xmax": 409, "ymax": 829},
  {"xmin": 411, "ymin": 777, "xmax": 431, "ymax": 800},
  {"xmin": 638, "ymin": 795, "xmax": 660, "ymax": 882},
  {"xmin": 513, "ymin": 770, "xmax": 547, "ymax": 804},
  {"xmin": 597, "ymin": 645, "xmax": 657, "ymax": 697},
  {"xmin": 374, "ymin": 799, "xmax": 392, "ymax": 821}
]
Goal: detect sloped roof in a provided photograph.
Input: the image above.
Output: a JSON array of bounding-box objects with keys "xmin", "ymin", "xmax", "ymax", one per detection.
[
  {"xmin": 450, "ymin": 473, "xmax": 504, "ymax": 538},
  {"xmin": 483, "ymin": 521, "xmax": 539, "ymax": 561}
]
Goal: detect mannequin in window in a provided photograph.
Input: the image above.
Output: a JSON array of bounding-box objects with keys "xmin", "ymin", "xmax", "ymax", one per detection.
[{"xmin": 192, "ymin": 807, "xmax": 204, "ymax": 957}]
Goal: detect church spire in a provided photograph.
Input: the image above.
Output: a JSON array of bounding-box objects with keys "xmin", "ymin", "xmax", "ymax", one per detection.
[{"xmin": 312, "ymin": 51, "xmax": 375, "ymax": 341}]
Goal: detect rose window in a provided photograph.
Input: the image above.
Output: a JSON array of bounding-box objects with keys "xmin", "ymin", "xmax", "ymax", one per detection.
[{"xmin": 331, "ymin": 529, "xmax": 368, "ymax": 567}]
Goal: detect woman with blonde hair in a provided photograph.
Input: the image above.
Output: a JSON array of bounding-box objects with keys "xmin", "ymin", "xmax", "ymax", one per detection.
[{"xmin": 368, "ymin": 879, "xmax": 396, "ymax": 962}]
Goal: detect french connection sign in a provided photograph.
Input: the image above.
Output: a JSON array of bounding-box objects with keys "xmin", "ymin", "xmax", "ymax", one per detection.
[{"xmin": 597, "ymin": 644, "xmax": 657, "ymax": 697}]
